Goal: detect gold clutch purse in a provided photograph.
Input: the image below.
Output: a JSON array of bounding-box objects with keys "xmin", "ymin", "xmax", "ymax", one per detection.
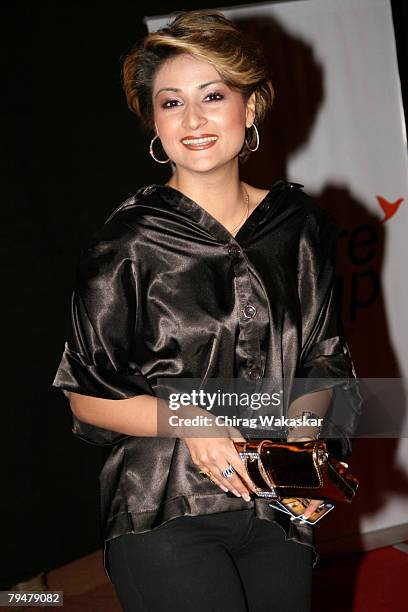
[{"xmin": 233, "ymin": 438, "xmax": 358, "ymax": 522}]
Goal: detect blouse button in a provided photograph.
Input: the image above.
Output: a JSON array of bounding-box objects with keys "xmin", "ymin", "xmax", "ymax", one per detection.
[
  {"xmin": 243, "ymin": 304, "xmax": 257, "ymax": 319},
  {"xmin": 248, "ymin": 368, "xmax": 261, "ymax": 380},
  {"xmin": 227, "ymin": 243, "xmax": 241, "ymax": 257}
]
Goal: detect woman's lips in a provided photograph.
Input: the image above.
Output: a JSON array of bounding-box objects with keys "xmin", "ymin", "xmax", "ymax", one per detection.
[
  {"xmin": 182, "ymin": 140, "xmax": 218, "ymax": 151},
  {"xmin": 181, "ymin": 136, "xmax": 219, "ymax": 151}
]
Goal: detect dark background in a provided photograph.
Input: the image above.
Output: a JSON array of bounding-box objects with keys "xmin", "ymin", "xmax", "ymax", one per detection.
[{"xmin": 3, "ymin": 0, "xmax": 407, "ymax": 585}]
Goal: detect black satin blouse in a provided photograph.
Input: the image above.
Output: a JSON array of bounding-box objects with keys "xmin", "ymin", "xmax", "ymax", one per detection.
[{"xmin": 52, "ymin": 179, "xmax": 362, "ymax": 581}]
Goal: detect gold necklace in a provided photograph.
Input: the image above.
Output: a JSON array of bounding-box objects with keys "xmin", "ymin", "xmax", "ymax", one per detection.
[{"xmin": 230, "ymin": 185, "xmax": 250, "ymax": 235}]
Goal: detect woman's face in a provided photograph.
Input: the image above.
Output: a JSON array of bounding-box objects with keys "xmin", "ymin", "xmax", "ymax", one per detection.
[{"xmin": 151, "ymin": 53, "xmax": 256, "ymax": 173}]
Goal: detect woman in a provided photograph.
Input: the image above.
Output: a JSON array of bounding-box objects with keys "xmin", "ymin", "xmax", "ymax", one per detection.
[{"xmin": 52, "ymin": 10, "xmax": 361, "ymax": 612}]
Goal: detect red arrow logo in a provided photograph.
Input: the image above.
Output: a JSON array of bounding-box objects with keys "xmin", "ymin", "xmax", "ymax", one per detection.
[{"xmin": 376, "ymin": 195, "xmax": 404, "ymax": 222}]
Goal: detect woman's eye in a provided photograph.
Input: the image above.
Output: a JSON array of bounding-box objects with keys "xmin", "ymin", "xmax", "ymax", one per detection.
[
  {"xmin": 161, "ymin": 99, "xmax": 181, "ymax": 109},
  {"xmin": 204, "ymin": 91, "xmax": 224, "ymax": 102},
  {"xmin": 161, "ymin": 91, "xmax": 224, "ymax": 109}
]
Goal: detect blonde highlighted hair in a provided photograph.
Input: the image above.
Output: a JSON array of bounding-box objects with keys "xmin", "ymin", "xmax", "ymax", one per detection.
[{"xmin": 122, "ymin": 10, "xmax": 275, "ymax": 162}]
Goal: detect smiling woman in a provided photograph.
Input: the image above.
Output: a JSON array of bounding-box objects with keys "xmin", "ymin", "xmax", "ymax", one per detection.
[
  {"xmin": 122, "ymin": 11, "xmax": 274, "ymax": 162},
  {"xmin": 52, "ymin": 8, "xmax": 361, "ymax": 612},
  {"xmin": 151, "ymin": 54, "xmax": 253, "ymax": 176},
  {"xmin": 120, "ymin": 11, "xmax": 276, "ymax": 235}
]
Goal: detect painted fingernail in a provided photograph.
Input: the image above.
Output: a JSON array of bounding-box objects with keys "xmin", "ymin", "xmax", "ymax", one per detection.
[
  {"xmin": 220, "ymin": 485, "xmax": 229, "ymax": 492},
  {"xmin": 243, "ymin": 494, "xmax": 251, "ymax": 502},
  {"xmin": 232, "ymin": 490, "xmax": 241, "ymax": 497}
]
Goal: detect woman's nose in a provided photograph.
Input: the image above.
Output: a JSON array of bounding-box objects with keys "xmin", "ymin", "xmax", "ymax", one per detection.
[{"xmin": 181, "ymin": 103, "xmax": 207, "ymax": 130}]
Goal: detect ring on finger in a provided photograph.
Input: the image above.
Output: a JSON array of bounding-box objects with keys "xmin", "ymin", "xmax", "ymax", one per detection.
[
  {"xmin": 199, "ymin": 469, "xmax": 213, "ymax": 481},
  {"xmin": 221, "ymin": 464, "xmax": 236, "ymax": 479}
]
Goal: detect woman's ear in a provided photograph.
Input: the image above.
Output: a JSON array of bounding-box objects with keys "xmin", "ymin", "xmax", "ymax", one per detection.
[{"xmin": 245, "ymin": 92, "xmax": 257, "ymax": 128}]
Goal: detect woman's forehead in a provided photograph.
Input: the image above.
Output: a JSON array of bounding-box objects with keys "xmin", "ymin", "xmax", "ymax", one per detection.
[{"xmin": 153, "ymin": 54, "xmax": 223, "ymax": 93}]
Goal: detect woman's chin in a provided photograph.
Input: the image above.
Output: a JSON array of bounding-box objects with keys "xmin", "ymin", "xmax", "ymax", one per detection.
[{"xmin": 174, "ymin": 154, "xmax": 238, "ymax": 174}]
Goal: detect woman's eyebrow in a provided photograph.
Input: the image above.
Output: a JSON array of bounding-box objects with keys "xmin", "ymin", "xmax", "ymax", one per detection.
[{"xmin": 154, "ymin": 80, "xmax": 224, "ymax": 98}]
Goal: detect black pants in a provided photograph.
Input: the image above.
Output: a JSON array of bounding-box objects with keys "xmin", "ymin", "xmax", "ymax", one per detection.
[{"xmin": 107, "ymin": 509, "xmax": 313, "ymax": 612}]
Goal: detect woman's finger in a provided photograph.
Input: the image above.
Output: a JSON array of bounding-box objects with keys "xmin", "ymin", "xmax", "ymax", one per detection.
[
  {"xmin": 200, "ymin": 470, "xmax": 230, "ymax": 493},
  {"xmin": 201, "ymin": 465, "xmax": 244, "ymax": 497},
  {"xmin": 201, "ymin": 460, "xmax": 252, "ymax": 499},
  {"xmin": 225, "ymin": 446, "xmax": 258, "ymax": 493},
  {"xmin": 302, "ymin": 499, "xmax": 324, "ymax": 519},
  {"xmin": 210, "ymin": 472, "xmax": 240, "ymax": 495},
  {"xmin": 210, "ymin": 454, "xmax": 257, "ymax": 498}
]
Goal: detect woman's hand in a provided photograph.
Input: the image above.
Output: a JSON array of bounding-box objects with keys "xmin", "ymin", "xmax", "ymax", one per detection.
[
  {"xmin": 300, "ymin": 498, "xmax": 324, "ymax": 520},
  {"xmin": 286, "ymin": 434, "xmax": 323, "ymax": 520},
  {"xmin": 181, "ymin": 425, "xmax": 257, "ymax": 501}
]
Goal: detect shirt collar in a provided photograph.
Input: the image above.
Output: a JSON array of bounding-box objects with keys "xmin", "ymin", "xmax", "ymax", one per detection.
[{"xmin": 152, "ymin": 180, "xmax": 287, "ymax": 244}]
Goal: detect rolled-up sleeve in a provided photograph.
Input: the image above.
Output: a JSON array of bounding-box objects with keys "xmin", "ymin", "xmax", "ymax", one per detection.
[
  {"xmin": 293, "ymin": 204, "xmax": 362, "ymax": 458},
  {"xmin": 52, "ymin": 221, "xmax": 154, "ymax": 445}
]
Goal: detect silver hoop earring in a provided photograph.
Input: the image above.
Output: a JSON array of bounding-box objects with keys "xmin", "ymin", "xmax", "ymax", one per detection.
[
  {"xmin": 244, "ymin": 123, "xmax": 260, "ymax": 152},
  {"xmin": 149, "ymin": 134, "xmax": 170, "ymax": 164}
]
